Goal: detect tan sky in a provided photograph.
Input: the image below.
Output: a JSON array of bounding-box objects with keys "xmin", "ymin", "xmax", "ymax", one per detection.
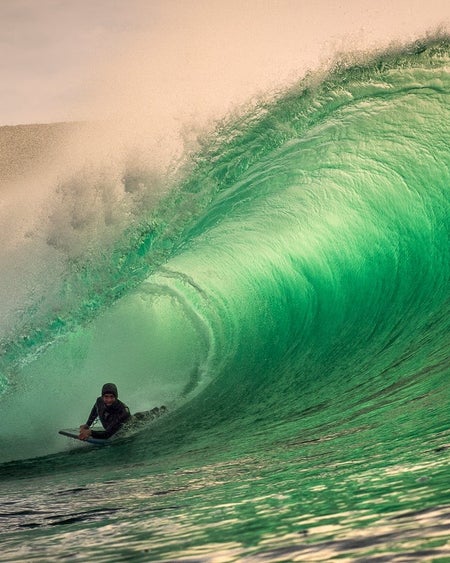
[{"xmin": 0, "ymin": 0, "xmax": 448, "ymax": 127}]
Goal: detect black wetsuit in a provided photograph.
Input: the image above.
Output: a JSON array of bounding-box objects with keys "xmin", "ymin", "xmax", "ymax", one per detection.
[{"xmin": 86, "ymin": 397, "xmax": 131, "ymax": 439}]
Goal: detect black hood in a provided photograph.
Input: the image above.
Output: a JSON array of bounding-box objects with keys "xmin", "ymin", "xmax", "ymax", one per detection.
[{"xmin": 102, "ymin": 383, "xmax": 118, "ymax": 398}]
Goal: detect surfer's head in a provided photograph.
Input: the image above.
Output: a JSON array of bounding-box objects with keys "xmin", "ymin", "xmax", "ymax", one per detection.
[{"xmin": 101, "ymin": 383, "xmax": 118, "ymax": 402}]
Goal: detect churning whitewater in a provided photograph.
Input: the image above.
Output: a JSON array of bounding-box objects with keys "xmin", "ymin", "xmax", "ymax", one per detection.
[{"xmin": 0, "ymin": 38, "xmax": 449, "ymax": 562}]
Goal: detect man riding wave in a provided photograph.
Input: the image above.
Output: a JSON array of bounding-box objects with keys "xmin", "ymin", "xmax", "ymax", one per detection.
[{"xmin": 78, "ymin": 383, "xmax": 131, "ymax": 440}]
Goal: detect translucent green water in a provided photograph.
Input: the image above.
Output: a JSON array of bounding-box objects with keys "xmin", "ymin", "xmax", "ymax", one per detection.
[{"xmin": 0, "ymin": 38, "xmax": 449, "ymax": 561}]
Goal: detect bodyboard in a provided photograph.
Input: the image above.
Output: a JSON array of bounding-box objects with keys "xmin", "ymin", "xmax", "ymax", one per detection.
[
  {"xmin": 58, "ymin": 429, "xmax": 109, "ymax": 446},
  {"xmin": 58, "ymin": 405, "xmax": 167, "ymax": 447}
]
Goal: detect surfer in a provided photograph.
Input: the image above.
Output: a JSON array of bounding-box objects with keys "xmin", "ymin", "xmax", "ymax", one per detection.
[{"xmin": 78, "ymin": 383, "xmax": 131, "ymax": 440}]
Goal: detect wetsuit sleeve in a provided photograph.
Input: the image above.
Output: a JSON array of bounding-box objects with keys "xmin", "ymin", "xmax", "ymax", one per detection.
[
  {"xmin": 86, "ymin": 403, "xmax": 98, "ymax": 427},
  {"xmin": 90, "ymin": 404, "xmax": 131, "ymax": 439}
]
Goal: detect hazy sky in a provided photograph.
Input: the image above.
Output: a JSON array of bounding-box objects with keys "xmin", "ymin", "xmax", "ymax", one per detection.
[{"xmin": 0, "ymin": 0, "xmax": 448, "ymax": 126}]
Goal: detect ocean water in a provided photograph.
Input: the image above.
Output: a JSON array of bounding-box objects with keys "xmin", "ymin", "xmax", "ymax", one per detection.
[{"xmin": 0, "ymin": 38, "xmax": 449, "ymax": 562}]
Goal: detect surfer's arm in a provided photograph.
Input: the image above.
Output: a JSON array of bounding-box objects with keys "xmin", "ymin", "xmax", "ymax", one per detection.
[
  {"xmin": 78, "ymin": 403, "xmax": 98, "ymax": 439},
  {"xmin": 90, "ymin": 405, "xmax": 131, "ymax": 439},
  {"xmin": 85, "ymin": 403, "xmax": 98, "ymax": 427},
  {"xmin": 90, "ymin": 418, "xmax": 122, "ymax": 439},
  {"xmin": 90, "ymin": 428, "xmax": 110, "ymax": 439}
]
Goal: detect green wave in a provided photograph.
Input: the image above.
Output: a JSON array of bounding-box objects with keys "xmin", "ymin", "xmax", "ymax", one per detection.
[{"xmin": 0, "ymin": 37, "xmax": 449, "ymax": 464}]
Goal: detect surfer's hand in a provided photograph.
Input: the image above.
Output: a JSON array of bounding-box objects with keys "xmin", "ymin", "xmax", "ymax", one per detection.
[{"xmin": 78, "ymin": 427, "xmax": 92, "ymax": 440}]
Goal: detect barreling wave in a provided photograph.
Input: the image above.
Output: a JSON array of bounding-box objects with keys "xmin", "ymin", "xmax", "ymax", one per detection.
[{"xmin": 0, "ymin": 36, "xmax": 449, "ymax": 464}]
